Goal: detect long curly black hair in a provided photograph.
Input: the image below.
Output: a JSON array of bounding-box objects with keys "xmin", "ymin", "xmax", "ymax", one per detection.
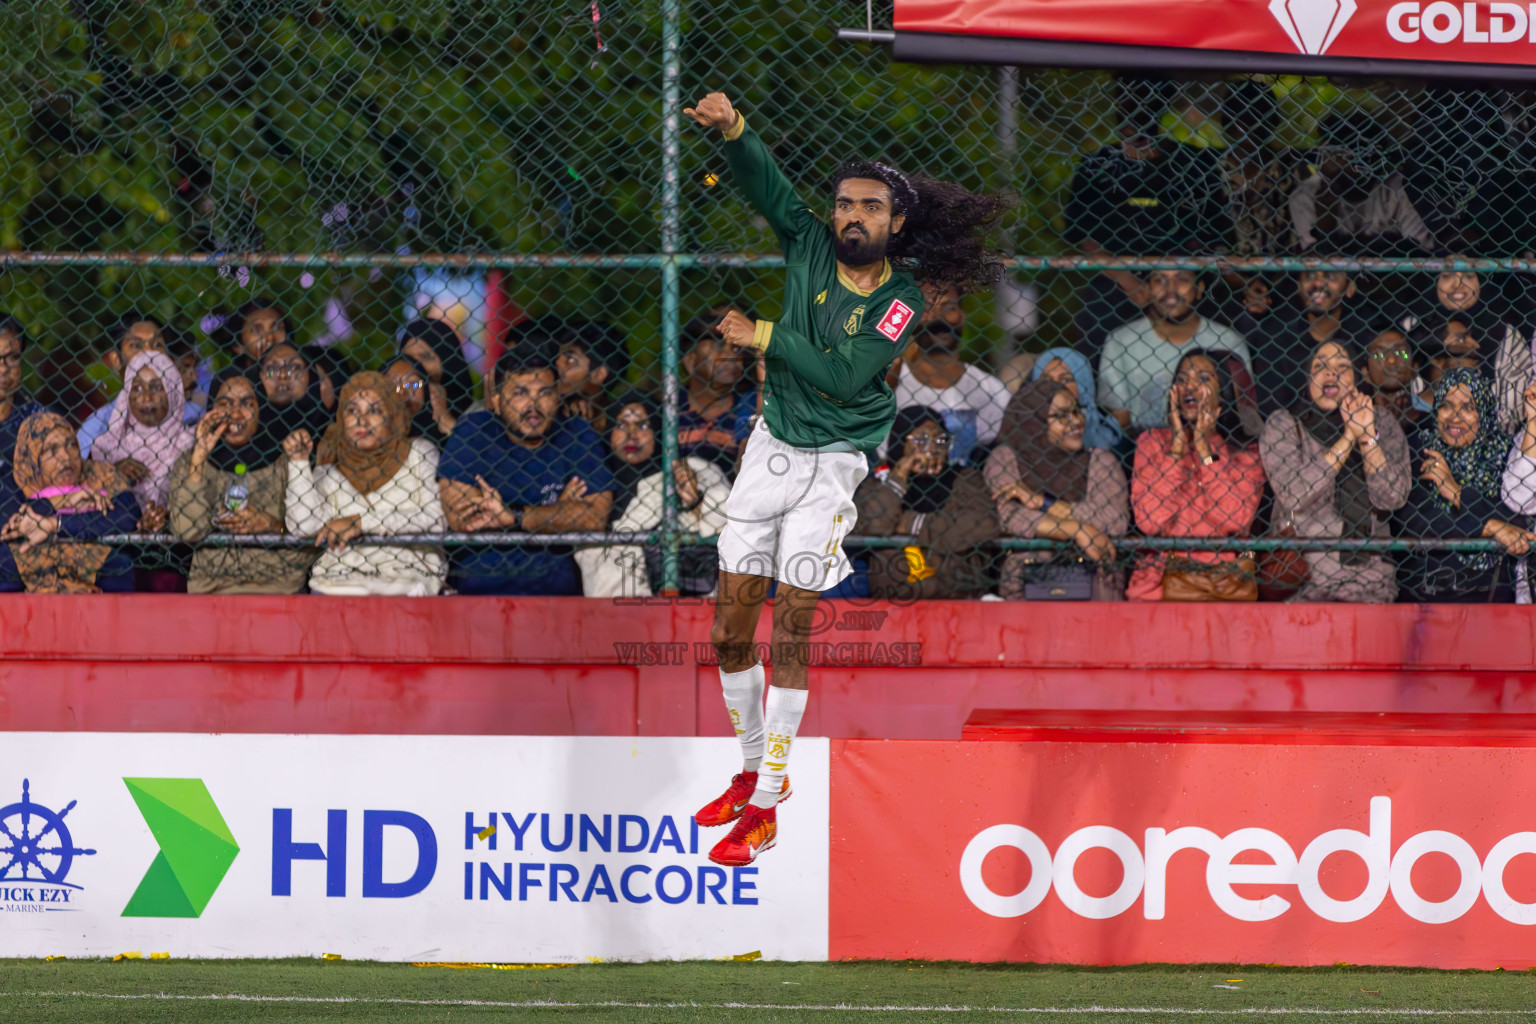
[{"xmin": 832, "ymin": 160, "xmax": 1012, "ymax": 296}]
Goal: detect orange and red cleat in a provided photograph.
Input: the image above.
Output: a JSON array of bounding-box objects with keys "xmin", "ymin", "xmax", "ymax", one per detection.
[{"xmin": 692, "ymin": 771, "xmax": 791, "ymax": 828}]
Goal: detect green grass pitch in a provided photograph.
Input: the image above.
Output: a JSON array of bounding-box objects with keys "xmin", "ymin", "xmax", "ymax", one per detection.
[{"xmin": 5, "ymin": 958, "xmax": 1536, "ymax": 1022}]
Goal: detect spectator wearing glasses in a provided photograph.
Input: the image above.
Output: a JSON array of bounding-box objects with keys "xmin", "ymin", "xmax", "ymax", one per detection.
[
  {"xmin": 576, "ymin": 390, "xmax": 731, "ymax": 599},
  {"xmin": 438, "ymin": 348, "xmax": 614, "ymax": 595},
  {"xmin": 678, "ymin": 306, "xmax": 759, "ymax": 475},
  {"xmin": 857, "ymin": 406, "xmax": 998, "ymax": 600},
  {"xmin": 1365, "ymin": 324, "xmax": 1432, "ymax": 427},
  {"xmin": 284, "ymin": 371, "xmax": 446, "ymax": 596},
  {"xmin": 78, "ymin": 313, "xmax": 191, "ymax": 461},
  {"xmin": 1098, "ymin": 269, "xmax": 1252, "ymax": 433},
  {"xmin": 1395, "ymin": 368, "xmax": 1536, "ymax": 602},
  {"xmin": 398, "ymin": 318, "xmax": 478, "ymax": 427},
  {"xmin": 168, "ymin": 368, "xmax": 316, "ymax": 595},
  {"xmin": 381, "ymin": 354, "xmax": 454, "ymax": 444},
  {"xmin": 259, "ymin": 341, "xmax": 334, "ymax": 439},
  {"xmin": 1025, "ymin": 347, "xmax": 1127, "ymax": 453},
  {"xmin": 1396, "ymin": 265, "xmax": 1534, "ymax": 437},
  {"xmin": 890, "ymin": 318, "xmax": 1010, "ymax": 466},
  {"xmin": 1261, "ymin": 340, "xmax": 1411, "ymax": 603},
  {"xmin": 3, "ymin": 411, "xmax": 138, "ymax": 593},
  {"xmin": 1127, "ymin": 348, "xmax": 1266, "ymax": 601},
  {"xmin": 0, "ymin": 315, "xmax": 51, "ymax": 468},
  {"xmin": 987, "ymin": 380, "xmax": 1129, "ymax": 601}
]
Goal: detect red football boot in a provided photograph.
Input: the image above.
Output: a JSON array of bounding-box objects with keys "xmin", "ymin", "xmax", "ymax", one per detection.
[
  {"xmin": 708, "ymin": 802, "xmax": 777, "ymax": 866},
  {"xmin": 693, "ymin": 772, "xmax": 791, "ymax": 827}
]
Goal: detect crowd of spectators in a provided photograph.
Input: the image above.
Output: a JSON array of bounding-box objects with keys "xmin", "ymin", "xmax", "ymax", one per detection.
[{"xmin": 0, "ymin": 78, "xmax": 1533, "ymax": 601}]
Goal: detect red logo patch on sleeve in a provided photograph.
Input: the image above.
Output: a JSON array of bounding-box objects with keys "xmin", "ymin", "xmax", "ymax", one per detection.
[{"xmin": 875, "ymin": 299, "xmax": 914, "ymax": 342}]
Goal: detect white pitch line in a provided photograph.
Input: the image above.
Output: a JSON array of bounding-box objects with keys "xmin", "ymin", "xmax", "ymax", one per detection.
[{"xmin": 16, "ymin": 992, "xmax": 1536, "ymax": 1015}]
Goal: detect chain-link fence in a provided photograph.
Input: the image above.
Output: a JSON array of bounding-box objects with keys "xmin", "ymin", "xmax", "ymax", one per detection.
[{"xmin": 1, "ymin": 0, "xmax": 1534, "ymax": 600}]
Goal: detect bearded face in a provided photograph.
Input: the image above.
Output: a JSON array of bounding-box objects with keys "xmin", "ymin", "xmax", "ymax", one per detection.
[{"xmin": 831, "ymin": 176, "xmax": 903, "ymax": 265}]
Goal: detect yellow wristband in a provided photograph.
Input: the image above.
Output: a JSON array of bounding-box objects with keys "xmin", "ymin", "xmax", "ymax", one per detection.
[
  {"xmin": 722, "ymin": 112, "xmax": 746, "ymax": 142},
  {"xmin": 750, "ymin": 320, "xmax": 774, "ymax": 352}
]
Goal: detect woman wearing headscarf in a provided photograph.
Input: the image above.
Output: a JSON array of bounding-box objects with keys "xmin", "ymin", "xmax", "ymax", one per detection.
[
  {"xmin": 1397, "ymin": 266, "xmax": 1534, "ymax": 436},
  {"xmin": 856, "ymin": 405, "xmax": 998, "ymax": 600},
  {"xmin": 1025, "ymin": 347, "xmax": 1127, "ymax": 452},
  {"xmin": 380, "ymin": 354, "xmax": 455, "ymax": 444},
  {"xmin": 986, "ymin": 381, "xmax": 1129, "ymax": 601},
  {"xmin": 1260, "ymin": 339, "xmax": 1412, "ymax": 603},
  {"xmin": 1128, "ymin": 347, "xmax": 1267, "ymax": 601},
  {"xmin": 1394, "ymin": 368, "xmax": 1536, "ymax": 602},
  {"xmin": 168, "ymin": 367, "xmax": 316, "ymax": 594},
  {"xmin": 575, "ymin": 391, "xmax": 731, "ymax": 598},
  {"xmin": 257, "ymin": 341, "xmax": 334, "ymax": 441},
  {"xmin": 284, "ymin": 371, "xmax": 446, "ymax": 596},
  {"xmin": 1, "ymin": 411, "xmax": 138, "ymax": 593},
  {"xmin": 398, "ymin": 318, "xmax": 477, "ymax": 422},
  {"xmin": 90, "ymin": 350, "xmax": 195, "ymax": 518}
]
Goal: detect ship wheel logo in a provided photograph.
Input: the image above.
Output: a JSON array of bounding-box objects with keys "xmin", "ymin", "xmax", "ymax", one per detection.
[{"xmin": 0, "ymin": 779, "xmax": 97, "ymax": 887}]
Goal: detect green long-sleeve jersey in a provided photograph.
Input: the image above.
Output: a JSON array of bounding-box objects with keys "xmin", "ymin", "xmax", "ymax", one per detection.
[{"xmin": 722, "ymin": 117, "xmax": 925, "ymax": 454}]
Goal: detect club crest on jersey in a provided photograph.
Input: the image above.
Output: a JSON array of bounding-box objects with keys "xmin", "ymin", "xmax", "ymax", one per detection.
[
  {"xmin": 843, "ymin": 306, "xmax": 865, "ymax": 335},
  {"xmin": 875, "ymin": 299, "xmax": 914, "ymax": 342}
]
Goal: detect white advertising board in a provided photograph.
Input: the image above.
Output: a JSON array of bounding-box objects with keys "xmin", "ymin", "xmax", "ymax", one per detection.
[{"xmin": 0, "ymin": 734, "xmax": 829, "ymax": 961}]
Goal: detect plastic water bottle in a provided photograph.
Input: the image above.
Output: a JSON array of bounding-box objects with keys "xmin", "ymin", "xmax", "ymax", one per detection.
[{"xmin": 223, "ymin": 463, "xmax": 249, "ymax": 514}]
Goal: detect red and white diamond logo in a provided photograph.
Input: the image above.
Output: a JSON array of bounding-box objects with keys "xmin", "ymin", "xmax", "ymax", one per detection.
[
  {"xmin": 1269, "ymin": 0, "xmax": 1357, "ymax": 55},
  {"xmin": 875, "ymin": 299, "xmax": 914, "ymax": 342}
]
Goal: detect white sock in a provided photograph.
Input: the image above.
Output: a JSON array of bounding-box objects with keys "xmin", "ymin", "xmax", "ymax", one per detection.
[
  {"xmin": 719, "ymin": 664, "xmax": 766, "ymax": 773},
  {"xmin": 751, "ymin": 685, "xmax": 808, "ymax": 807}
]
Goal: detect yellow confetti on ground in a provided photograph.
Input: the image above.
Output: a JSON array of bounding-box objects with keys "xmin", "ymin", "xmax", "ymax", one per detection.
[
  {"xmin": 43, "ymin": 956, "xmax": 66, "ymax": 962},
  {"xmin": 113, "ymin": 952, "xmax": 142, "ymax": 962},
  {"xmin": 150, "ymin": 953, "xmax": 170, "ymax": 960},
  {"xmin": 321, "ymin": 954, "xmax": 343, "ymax": 961},
  {"xmin": 733, "ymin": 951, "xmax": 763, "ymax": 961},
  {"xmin": 412, "ymin": 962, "xmax": 570, "ymax": 971}
]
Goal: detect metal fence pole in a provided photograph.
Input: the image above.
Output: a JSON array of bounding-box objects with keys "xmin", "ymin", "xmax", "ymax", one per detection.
[{"xmin": 658, "ymin": 0, "xmax": 683, "ymax": 596}]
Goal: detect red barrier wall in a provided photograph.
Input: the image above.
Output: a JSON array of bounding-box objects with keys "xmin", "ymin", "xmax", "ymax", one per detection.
[{"xmin": 1, "ymin": 597, "xmax": 1534, "ymax": 736}]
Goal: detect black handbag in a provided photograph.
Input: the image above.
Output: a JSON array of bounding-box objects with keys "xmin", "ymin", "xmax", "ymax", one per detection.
[{"xmin": 1023, "ymin": 560, "xmax": 1094, "ymax": 601}]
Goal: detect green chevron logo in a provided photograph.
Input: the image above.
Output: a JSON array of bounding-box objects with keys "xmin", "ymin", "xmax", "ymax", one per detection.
[{"xmin": 121, "ymin": 778, "xmax": 240, "ymax": 918}]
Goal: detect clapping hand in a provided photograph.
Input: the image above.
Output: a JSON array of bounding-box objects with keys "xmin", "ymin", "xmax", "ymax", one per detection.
[{"xmin": 1339, "ymin": 389, "xmax": 1376, "ymax": 443}]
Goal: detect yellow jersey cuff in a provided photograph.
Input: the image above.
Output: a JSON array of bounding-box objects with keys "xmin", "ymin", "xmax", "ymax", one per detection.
[
  {"xmin": 722, "ymin": 112, "xmax": 746, "ymax": 142},
  {"xmin": 751, "ymin": 320, "xmax": 773, "ymax": 352}
]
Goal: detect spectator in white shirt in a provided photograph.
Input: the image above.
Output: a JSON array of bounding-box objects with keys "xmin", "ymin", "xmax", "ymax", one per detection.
[
  {"xmin": 891, "ymin": 320, "xmax": 1010, "ymax": 465},
  {"xmin": 283, "ymin": 370, "xmax": 446, "ymax": 596}
]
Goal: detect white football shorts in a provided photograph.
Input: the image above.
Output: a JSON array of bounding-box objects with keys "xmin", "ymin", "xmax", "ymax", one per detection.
[{"xmin": 716, "ymin": 417, "xmax": 869, "ymax": 591}]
